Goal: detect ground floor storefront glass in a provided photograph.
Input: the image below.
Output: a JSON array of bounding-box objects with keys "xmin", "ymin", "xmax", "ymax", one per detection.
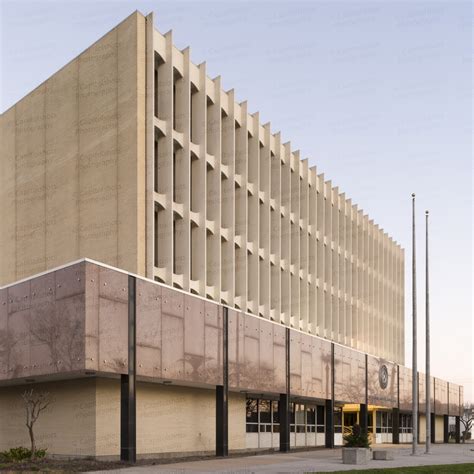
[
  {"xmin": 246, "ymin": 398, "xmax": 325, "ymax": 448},
  {"xmin": 400, "ymin": 413, "xmax": 413, "ymax": 443}
]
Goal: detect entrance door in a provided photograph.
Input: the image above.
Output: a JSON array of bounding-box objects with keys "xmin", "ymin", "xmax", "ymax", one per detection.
[{"xmin": 344, "ymin": 412, "xmax": 357, "ymax": 429}]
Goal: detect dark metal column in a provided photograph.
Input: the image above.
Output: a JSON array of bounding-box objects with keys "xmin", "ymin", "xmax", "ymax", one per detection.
[
  {"xmin": 325, "ymin": 399, "xmax": 334, "ymax": 448},
  {"xmin": 443, "ymin": 415, "xmax": 449, "ymax": 443},
  {"xmin": 325, "ymin": 343, "xmax": 335, "ymax": 449},
  {"xmin": 392, "ymin": 408, "xmax": 400, "ymax": 444},
  {"xmin": 393, "ymin": 365, "xmax": 400, "ymax": 444},
  {"xmin": 455, "ymin": 416, "xmax": 461, "ymax": 444},
  {"xmin": 430, "ymin": 413, "xmax": 435, "ymax": 443},
  {"xmin": 360, "ymin": 404, "xmax": 368, "ymax": 435},
  {"xmin": 279, "ymin": 327, "xmax": 290, "ymax": 452},
  {"xmin": 216, "ymin": 307, "xmax": 229, "ymax": 456},
  {"xmin": 360, "ymin": 353, "xmax": 368, "ymax": 435},
  {"xmin": 121, "ymin": 275, "xmax": 136, "ymax": 463}
]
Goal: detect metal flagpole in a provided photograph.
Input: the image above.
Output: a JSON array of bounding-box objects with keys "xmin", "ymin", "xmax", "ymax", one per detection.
[
  {"xmin": 425, "ymin": 210, "xmax": 430, "ymax": 453},
  {"xmin": 412, "ymin": 193, "xmax": 418, "ymax": 455}
]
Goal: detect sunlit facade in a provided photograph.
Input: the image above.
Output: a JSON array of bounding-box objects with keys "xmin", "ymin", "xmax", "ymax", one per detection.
[{"xmin": 0, "ymin": 11, "xmax": 463, "ymax": 460}]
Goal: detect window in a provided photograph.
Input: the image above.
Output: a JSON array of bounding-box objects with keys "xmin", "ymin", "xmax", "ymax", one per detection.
[
  {"xmin": 289, "ymin": 402, "xmax": 295, "ymax": 432},
  {"xmin": 376, "ymin": 410, "xmax": 393, "ymax": 433},
  {"xmin": 295, "ymin": 403, "xmax": 306, "ymax": 433},
  {"xmin": 154, "ymin": 52, "xmax": 164, "ymax": 119},
  {"xmin": 317, "ymin": 405, "xmax": 325, "ymax": 433},
  {"xmin": 259, "ymin": 399, "xmax": 271, "ymax": 432},
  {"xmin": 246, "ymin": 399, "xmax": 258, "ymax": 433},
  {"xmin": 306, "ymin": 406, "xmax": 316, "ymax": 433},
  {"xmin": 272, "ymin": 400, "xmax": 280, "ymax": 432},
  {"xmin": 190, "ymin": 83, "xmax": 198, "ymax": 143},
  {"xmin": 154, "ymin": 140, "xmax": 158, "ymax": 193},
  {"xmin": 173, "ymin": 68, "xmax": 183, "ymax": 132},
  {"xmin": 376, "ymin": 411, "xmax": 382, "ymax": 433},
  {"xmin": 154, "ymin": 67, "xmax": 158, "ymax": 118},
  {"xmin": 334, "ymin": 407, "xmax": 343, "ymax": 433},
  {"xmin": 400, "ymin": 413, "xmax": 413, "ymax": 433},
  {"xmin": 246, "ymin": 398, "xmax": 325, "ymax": 435}
]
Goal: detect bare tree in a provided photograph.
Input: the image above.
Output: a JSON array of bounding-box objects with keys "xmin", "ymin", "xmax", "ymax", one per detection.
[
  {"xmin": 21, "ymin": 389, "xmax": 51, "ymax": 458},
  {"xmin": 461, "ymin": 403, "xmax": 474, "ymax": 443}
]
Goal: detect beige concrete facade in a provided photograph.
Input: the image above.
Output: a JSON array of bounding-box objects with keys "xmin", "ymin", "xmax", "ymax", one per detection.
[
  {"xmin": 0, "ymin": 379, "xmax": 96, "ymax": 456},
  {"xmin": 97, "ymin": 380, "xmax": 246, "ymax": 456},
  {"xmin": 0, "ymin": 12, "xmax": 146, "ymax": 286},
  {"xmin": 0, "ymin": 377, "xmax": 245, "ymax": 457},
  {"xmin": 0, "ymin": 11, "xmax": 403, "ymax": 365},
  {"xmin": 146, "ymin": 13, "xmax": 404, "ymax": 364}
]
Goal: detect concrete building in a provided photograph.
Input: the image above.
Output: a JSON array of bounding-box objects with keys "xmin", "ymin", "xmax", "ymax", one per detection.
[{"xmin": 0, "ymin": 11, "xmax": 463, "ymax": 460}]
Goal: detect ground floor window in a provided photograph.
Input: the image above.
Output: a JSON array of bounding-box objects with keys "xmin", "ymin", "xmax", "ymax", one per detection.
[
  {"xmin": 399, "ymin": 413, "xmax": 413, "ymax": 433},
  {"xmin": 246, "ymin": 398, "xmax": 324, "ymax": 434},
  {"xmin": 246, "ymin": 398, "xmax": 279, "ymax": 433},
  {"xmin": 246, "ymin": 398, "xmax": 258, "ymax": 432},
  {"xmin": 334, "ymin": 406, "xmax": 342, "ymax": 433},
  {"xmin": 368, "ymin": 413, "xmax": 373, "ymax": 433},
  {"xmin": 376, "ymin": 411, "xmax": 393, "ymax": 433}
]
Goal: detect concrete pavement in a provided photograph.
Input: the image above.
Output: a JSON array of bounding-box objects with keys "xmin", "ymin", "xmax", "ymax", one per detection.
[{"xmin": 92, "ymin": 443, "xmax": 474, "ymax": 473}]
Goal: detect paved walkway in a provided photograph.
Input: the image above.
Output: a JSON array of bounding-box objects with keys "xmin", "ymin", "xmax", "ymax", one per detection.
[{"xmin": 95, "ymin": 443, "xmax": 474, "ymax": 473}]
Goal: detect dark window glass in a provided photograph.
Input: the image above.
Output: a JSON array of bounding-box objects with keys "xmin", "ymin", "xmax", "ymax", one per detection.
[
  {"xmin": 273, "ymin": 424, "xmax": 280, "ymax": 433},
  {"xmin": 296, "ymin": 425, "xmax": 305, "ymax": 433},
  {"xmin": 307, "ymin": 406, "xmax": 316, "ymax": 425},
  {"xmin": 289, "ymin": 403, "xmax": 295, "ymax": 424},
  {"xmin": 290, "ymin": 425, "xmax": 295, "ymax": 433},
  {"xmin": 246, "ymin": 398, "xmax": 258, "ymax": 423},
  {"xmin": 368, "ymin": 413, "xmax": 373, "ymax": 428},
  {"xmin": 272, "ymin": 401, "xmax": 279, "ymax": 424},
  {"xmin": 317, "ymin": 425, "xmax": 325, "ymax": 433},
  {"xmin": 259, "ymin": 399, "xmax": 271, "ymax": 424},
  {"xmin": 376, "ymin": 411, "xmax": 382, "ymax": 427},
  {"xmin": 317, "ymin": 405, "xmax": 325, "ymax": 425},
  {"xmin": 246, "ymin": 424, "xmax": 258, "ymax": 433},
  {"xmin": 295, "ymin": 404, "xmax": 305, "ymax": 426}
]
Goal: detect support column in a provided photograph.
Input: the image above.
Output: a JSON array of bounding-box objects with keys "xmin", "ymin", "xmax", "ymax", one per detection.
[
  {"xmin": 279, "ymin": 327, "xmax": 290, "ymax": 452},
  {"xmin": 360, "ymin": 404, "xmax": 368, "ymax": 435},
  {"xmin": 360, "ymin": 353, "xmax": 368, "ymax": 436},
  {"xmin": 121, "ymin": 275, "xmax": 136, "ymax": 463},
  {"xmin": 455, "ymin": 416, "xmax": 461, "ymax": 444},
  {"xmin": 393, "ymin": 365, "xmax": 400, "ymax": 444},
  {"xmin": 443, "ymin": 415, "xmax": 449, "ymax": 443},
  {"xmin": 325, "ymin": 343, "xmax": 335, "ymax": 449},
  {"xmin": 325, "ymin": 399, "xmax": 334, "ymax": 448},
  {"xmin": 216, "ymin": 307, "xmax": 229, "ymax": 456},
  {"xmin": 279, "ymin": 393, "xmax": 290, "ymax": 452},
  {"xmin": 430, "ymin": 413, "xmax": 435, "ymax": 443},
  {"xmin": 392, "ymin": 408, "xmax": 400, "ymax": 444}
]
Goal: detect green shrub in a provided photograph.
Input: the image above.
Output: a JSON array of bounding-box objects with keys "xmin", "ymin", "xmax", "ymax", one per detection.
[
  {"xmin": 34, "ymin": 448, "xmax": 47, "ymax": 459},
  {"xmin": 343, "ymin": 423, "xmax": 371, "ymax": 448},
  {"xmin": 0, "ymin": 446, "xmax": 47, "ymax": 462}
]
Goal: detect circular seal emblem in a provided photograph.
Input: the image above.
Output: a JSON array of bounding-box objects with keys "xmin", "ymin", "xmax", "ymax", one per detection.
[{"xmin": 379, "ymin": 364, "xmax": 389, "ymax": 389}]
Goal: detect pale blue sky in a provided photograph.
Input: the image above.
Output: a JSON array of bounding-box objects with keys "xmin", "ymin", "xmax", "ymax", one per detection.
[{"xmin": 1, "ymin": 1, "xmax": 472, "ymax": 401}]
